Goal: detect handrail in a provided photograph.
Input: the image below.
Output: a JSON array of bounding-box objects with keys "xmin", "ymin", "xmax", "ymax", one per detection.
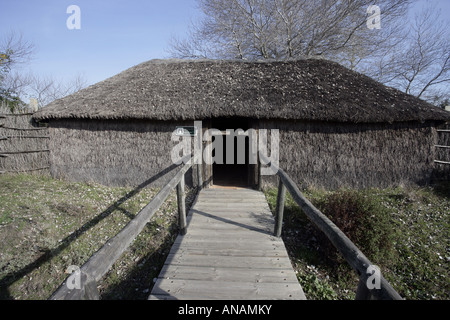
[
  {"xmin": 50, "ymin": 155, "xmax": 194, "ymax": 300},
  {"xmin": 259, "ymin": 154, "xmax": 402, "ymax": 300}
]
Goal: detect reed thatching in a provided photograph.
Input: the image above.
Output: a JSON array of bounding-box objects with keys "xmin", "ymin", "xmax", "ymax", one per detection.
[
  {"xmin": 33, "ymin": 59, "xmax": 450, "ymax": 124},
  {"xmin": 260, "ymin": 120, "xmax": 442, "ymax": 189},
  {"xmin": 48, "ymin": 119, "xmax": 194, "ymax": 187},
  {"xmin": 31, "ymin": 58, "xmax": 449, "ymax": 188},
  {"xmin": 0, "ymin": 114, "xmax": 49, "ymax": 174}
]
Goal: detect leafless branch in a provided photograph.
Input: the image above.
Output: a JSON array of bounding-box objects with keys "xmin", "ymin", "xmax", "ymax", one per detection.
[{"xmin": 0, "ymin": 31, "xmax": 35, "ymax": 69}]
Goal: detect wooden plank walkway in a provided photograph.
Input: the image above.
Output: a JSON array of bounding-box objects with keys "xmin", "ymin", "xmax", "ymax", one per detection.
[{"xmin": 149, "ymin": 188, "xmax": 306, "ymax": 300}]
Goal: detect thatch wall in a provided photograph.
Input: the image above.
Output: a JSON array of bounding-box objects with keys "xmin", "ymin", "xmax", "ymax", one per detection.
[
  {"xmin": 48, "ymin": 119, "xmax": 196, "ymax": 187},
  {"xmin": 259, "ymin": 120, "xmax": 440, "ymax": 189},
  {"xmin": 47, "ymin": 117, "xmax": 445, "ymax": 190},
  {"xmin": 0, "ymin": 114, "xmax": 49, "ymax": 174}
]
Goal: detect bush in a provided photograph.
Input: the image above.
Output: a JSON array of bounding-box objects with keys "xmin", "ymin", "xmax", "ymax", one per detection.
[{"xmin": 313, "ymin": 189, "xmax": 395, "ymax": 268}]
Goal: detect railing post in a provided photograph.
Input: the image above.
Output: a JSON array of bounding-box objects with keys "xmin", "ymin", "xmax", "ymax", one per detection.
[
  {"xmin": 355, "ymin": 275, "xmax": 371, "ymax": 300},
  {"xmin": 274, "ymin": 178, "xmax": 286, "ymax": 237},
  {"xmin": 197, "ymin": 163, "xmax": 203, "ymax": 189},
  {"xmin": 257, "ymin": 163, "xmax": 262, "ymax": 191},
  {"xmin": 195, "ymin": 123, "xmax": 203, "ymax": 189},
  {"xmin": 177, "ymin": 174, "xmax": 187, "ymax": 235}
]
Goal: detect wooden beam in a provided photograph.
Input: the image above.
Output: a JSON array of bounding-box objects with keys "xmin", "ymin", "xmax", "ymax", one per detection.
[
  {"xmin": 0, "ymin": 135, "xmax": 50, "ymax": 139},
  {"xmin": 0, "ymin": 125, "xmax": 47, "ymax": 131},
  {"xmin": 434, "ymin": 160, "xmax": 450, "ymax": 165},
  {"xmin": 0, "ymin": 167, "xmax": 50, "ymax": 173},
  {"xmin": 0, "ymin": 150, "xmax": 50, "ymax": 155}
]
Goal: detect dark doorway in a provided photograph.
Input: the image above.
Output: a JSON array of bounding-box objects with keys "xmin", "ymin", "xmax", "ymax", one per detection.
[{"xmin": 211, "ymin": 118, "xmax": 253, "ymax": 188}]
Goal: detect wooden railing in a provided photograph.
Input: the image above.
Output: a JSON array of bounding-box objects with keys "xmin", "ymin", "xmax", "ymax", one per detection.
[
  {"xmin": 50, "ymin": 150, "xmax": 402, "ymax": 300},
  {"xmin": 50, "ymin": 155, "xmax": 194, "ymax": 300},
  {"xmin": 435, "ymin": 129, "xmax": 450, "ymax": 165},
  {"xmin": 260, "ymin": 154, "xmax": 402, "ymax": 300}
]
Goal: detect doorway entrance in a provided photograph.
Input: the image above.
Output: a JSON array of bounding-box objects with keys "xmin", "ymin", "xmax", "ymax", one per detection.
[{"xmin": 210, "ymin": 118, "xmax": 256, "ymax": 188}]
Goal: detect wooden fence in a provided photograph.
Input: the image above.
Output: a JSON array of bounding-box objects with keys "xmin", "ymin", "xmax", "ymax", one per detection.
[
  {"xmin": 0, "ymin": 113, "xmax": 49, "ymax": 174},
  {"xmin": 260, "ymin": 153, "xmax": 402, "ymax": 300},
  {"xmin": 50, "ymin": 155, "xmax": 194, "ymax": 300},
  {"xmin": 435, "ymin": 127, "xmax": 450, "ymax": 165},
  {"xmin": 432, "ymin": 124, "xmax": 450, "ymax": 182}
]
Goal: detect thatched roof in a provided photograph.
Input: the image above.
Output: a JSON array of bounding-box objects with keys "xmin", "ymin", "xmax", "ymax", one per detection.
[{"xmin": 33, "ymin": 59, "xmax": 449, "ymax": 123}]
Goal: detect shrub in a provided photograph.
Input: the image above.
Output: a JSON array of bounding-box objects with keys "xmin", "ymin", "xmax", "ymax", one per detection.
[{"xmin": 313, "ymin": 189, "xmax": 395, "ymax": 268}]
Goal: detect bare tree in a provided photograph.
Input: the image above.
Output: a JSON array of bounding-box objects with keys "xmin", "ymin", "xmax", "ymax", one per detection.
[
  {"xmin": 1, "ymin": 31, "xmax": 87, "ymax": 110},
  {"xmin": 370, "ymin": 3, "xmax": 449, "ymax": 101},
  {"xmin": 0, "ymin": 31, "xmax": 35, "ymax": 111},
  {"xmin": 167, "ymin": 0, "xmax": 412, "ymax": 65},
  {"xmin": 0, "ymin": 31, "xmax": 35, "ymax": 70},
  {"xmin": 168, "ymin": 0, "xmax": 450, "ymax": 104},
  {"xmin": 25, "ymin": 73, "xmax": 87, "ymax": 108}
]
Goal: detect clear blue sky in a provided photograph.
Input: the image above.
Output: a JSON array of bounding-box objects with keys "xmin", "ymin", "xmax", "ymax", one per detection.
[
  {"xmin": 1, "ymin": 0, "xmax": 449, "ymax": 90},
  {"xmin": 0, "ymin": 0, "xmax": 200, "ymax": 86}
]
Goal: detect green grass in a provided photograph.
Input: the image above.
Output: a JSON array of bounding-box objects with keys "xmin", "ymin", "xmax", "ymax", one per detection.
[
  {"xmin": 1, "ymin": 172, "xmax": 448, "ymax": 300},
  {"xmin": 264, "ymin": 183, "xmax": 450, "ymax": 300},
  {"xmin": 0, "ymin": 173, "xmax": 194, "ymax": 300}
]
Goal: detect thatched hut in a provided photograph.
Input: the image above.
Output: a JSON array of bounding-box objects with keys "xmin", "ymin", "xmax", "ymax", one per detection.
[{"xmin": 32, "ymin": 59, "xmax": 450, "ymax": 189}]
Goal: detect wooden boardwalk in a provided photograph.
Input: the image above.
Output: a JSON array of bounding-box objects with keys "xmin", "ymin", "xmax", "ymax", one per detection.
[{"xmin": 149, "ymin": 188, "xmax": 306, "ymax": 300}]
